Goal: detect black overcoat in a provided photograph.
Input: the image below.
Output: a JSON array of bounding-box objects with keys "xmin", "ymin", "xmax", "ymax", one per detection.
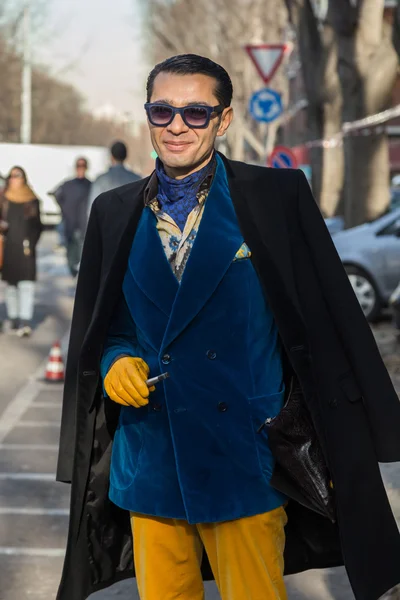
[
  {"xmin": 1, "ymin": 198, "xmax": 42, "ymax": 284},
  {"xmin": 56, "ymin": 155, "xmax": 400, "ymax": 600}
]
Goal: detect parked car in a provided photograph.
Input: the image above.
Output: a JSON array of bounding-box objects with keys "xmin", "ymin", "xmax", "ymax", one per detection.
[
  {"xmin": 332, "ymin": 208, "xmax": 400, "ymax": 320},
  {"xmin": 325, "ymin": 216, "xmax": 345, "ymax": 235},
  {"xmin": 390, "ymin": 187, "xmax": 400, "ymax": 212},
  {"xmin": 389, "ymin": 282, "xmax": 400, "ymax": 330},
  {"xmin": 324, "ymin": 188, "xmax": 400, "ymax": 237}
]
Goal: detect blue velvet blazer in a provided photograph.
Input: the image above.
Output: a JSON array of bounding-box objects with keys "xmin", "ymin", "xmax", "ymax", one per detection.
[{"xmin": 101, "ymin": 156, "xmax": 286, "ymax": 523}]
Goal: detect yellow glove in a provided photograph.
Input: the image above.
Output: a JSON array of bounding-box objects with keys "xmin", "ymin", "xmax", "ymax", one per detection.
[{"xmin": 104, "ymin": 357, "xmax": 155, "ymax": 408}]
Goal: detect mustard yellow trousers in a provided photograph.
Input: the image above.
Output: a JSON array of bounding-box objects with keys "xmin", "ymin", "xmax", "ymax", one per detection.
[{"xmin": 130, "ymin": 505, "xmax": 288, "ymax": 600}]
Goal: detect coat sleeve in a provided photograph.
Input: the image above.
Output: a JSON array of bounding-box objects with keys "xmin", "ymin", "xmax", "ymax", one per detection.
[
  {"xmin": 56, "ymin": 201, "xmax": 103, "ymax": 483},
  {"xmin": 297, "ymin": 170, "xmax": 400, "ymax": 462},
  {"xmin": 53, "ymin": 183, "xmax": 65, "ymax": 208},
  {"xmin": 28, "ymin": 198, "xmax": 43, "ymax": 248}
]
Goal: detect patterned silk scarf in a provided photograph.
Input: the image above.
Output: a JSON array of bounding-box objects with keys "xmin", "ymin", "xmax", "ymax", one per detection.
[{"xmin": 155, "ymin": 154, "xmax": 215, "ymax": 231}]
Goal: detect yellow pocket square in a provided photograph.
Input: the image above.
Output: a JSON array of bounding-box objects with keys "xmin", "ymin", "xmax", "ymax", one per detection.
[{"xmin": 233, "ymin": 242, "xmax": 252, "ymax": 261}]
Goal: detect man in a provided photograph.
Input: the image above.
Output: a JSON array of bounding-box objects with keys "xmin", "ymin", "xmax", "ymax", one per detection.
[
  {"xmin": 53, "ymin": 157, "xmax": 91, "ymax": 277},
  {"xmin": 56, "ymin": 55, "xmax": 400, "ymax": 600},
  {"xmin": 87, "ymin": 140, "xmax": 141, "ymax": 214}
]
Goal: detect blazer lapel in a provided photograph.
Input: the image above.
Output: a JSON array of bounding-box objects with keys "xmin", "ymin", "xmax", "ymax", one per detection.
[
  {"xmin": 162, "ymin": 155, "xmax": 243, "ymax": 350},
  {"xmin": 126, "ymin": 206, "xmax": 179, "ymax": 317},
  {"xmin": 121, "ymin": 206, "xmax": 180, "ymax": 353}
]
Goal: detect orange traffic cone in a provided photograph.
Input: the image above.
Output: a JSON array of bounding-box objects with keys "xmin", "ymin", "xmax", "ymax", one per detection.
[{"xmin": 45, "ymin": 341, "xmax": 65, "ymax": 382}]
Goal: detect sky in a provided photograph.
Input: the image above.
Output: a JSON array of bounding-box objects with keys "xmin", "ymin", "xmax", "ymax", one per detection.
[{"xmin": 40, "ymin": 0, "xmax": 150, "ymax": 121}]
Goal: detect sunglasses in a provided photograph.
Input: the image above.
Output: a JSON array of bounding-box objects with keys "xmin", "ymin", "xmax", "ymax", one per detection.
[{"xmin": 144, "ymin": 103, "xmax": 224, "ymax": 129}]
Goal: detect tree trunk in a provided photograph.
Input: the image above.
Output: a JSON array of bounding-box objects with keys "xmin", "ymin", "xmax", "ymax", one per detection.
[
  {"xmin": 332, "ymin": 0, "xmax": 398, "ymax": 226},
  {"xmin": 319, "ymin": 23, "xmax": 344, "ymax": 217},
  {"xmin": 343, "ymin": 133, "xmax": 390, "ymax": 225},
  {"xmin": 286, "ymin": 0, "xmax": 344, "ymax": 216}
]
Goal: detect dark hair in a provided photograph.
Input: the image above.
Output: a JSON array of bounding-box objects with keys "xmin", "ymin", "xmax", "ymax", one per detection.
[
  {"xmin": 76, "ymin": 157, "xmax": 88, "ymax": 169},
  {"xmin": 111, "ymin": 141, "xmax": 128, "ymax": 162},
  {"xmin": 146, "ymin": 54, "xmax": 233, "ymax": 108},
  {"xmin": 6, "ymin": 165, "xmax": 27, "ymax": 186}
]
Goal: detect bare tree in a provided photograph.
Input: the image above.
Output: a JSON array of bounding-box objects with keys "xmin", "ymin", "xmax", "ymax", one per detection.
[
  {"xmin": 287, "ymin": 0, "xmax": 399, "ymax": 225},
  {"xmin": 0, "ymin": 25, "xmax": 136, "ymax": 150},
  {"xmin": 331, "ymin": 0, "xmax": 398, "ymax": 226},
  {"xmin": 285, "ymin": 0, "xmax": 343, "ymax": 217}
]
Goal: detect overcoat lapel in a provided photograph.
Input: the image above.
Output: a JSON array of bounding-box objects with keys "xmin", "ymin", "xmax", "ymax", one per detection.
[
  {"xmin": 82, "ymin": 179, "xmax": 149, "ymax": 361},
  {"xmin": 162, "ymin": 156, "xmax": 243, "ymax": 350},
  {"xmin": 220, "ymin": 155, "xmax": 306, "ymax": 342}
]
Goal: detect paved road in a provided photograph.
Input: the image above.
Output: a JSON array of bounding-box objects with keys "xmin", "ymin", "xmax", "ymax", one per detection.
[{"xmin": 0, "ymin": 233, "xmax": 399, "ymax": 599}]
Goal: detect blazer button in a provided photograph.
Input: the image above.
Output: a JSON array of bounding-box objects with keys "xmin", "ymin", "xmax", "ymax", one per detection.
[
  {"xmin": 329, "ymin": 397, "xmax": 338, "ymax": 408},
  {"xmin": 152, "ymin": 403, "xmax": 162, "ymax": 412},
  {"xmin": 162, "ymin": 354, "xmax": 171, "ymax": 365},
  {"xmin": 206, "ymin": 350, "xmax": 217, "ymax": 360},
  {"xmin": 218, "ymin": 402, "xmax": 228, "ymax": 412}
]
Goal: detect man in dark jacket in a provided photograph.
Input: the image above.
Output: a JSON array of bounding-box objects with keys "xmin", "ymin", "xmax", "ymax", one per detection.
[
  {"xmin": 87, "ymin": 141, "xmax": 141, "ymax": 216},
  {"xmin": 54, "ymin": 157, "xmax": 91, "ymax": 277},
  {"xmin": 56, "ymin": 54, "xmax": 400, "ymax": 600}
]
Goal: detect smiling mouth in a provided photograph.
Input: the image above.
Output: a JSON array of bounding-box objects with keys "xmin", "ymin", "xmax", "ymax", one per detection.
[{"xmin": 164, "ymin": 141, "xmax": 191, "ymax": 151}]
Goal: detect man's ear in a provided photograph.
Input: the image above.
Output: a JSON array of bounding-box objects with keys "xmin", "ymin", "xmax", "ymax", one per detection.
[{"xmin": 216, "ymin": 107, "xmax": 234, "ymax": 137}]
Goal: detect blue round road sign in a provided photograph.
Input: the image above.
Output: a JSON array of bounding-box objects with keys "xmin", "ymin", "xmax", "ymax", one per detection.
[
  {"xmin": 268, "ymin": 145, "xmax": 298, "ymax": 169},
  {"xmin": 249, "ymin": 88, "xmax": 283, "ymax": 123}
]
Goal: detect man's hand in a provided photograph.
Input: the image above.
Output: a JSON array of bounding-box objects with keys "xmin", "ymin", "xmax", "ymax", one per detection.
[{"xmin": 104, "ymin": 357, "xmax": 155, "ymax": 408}]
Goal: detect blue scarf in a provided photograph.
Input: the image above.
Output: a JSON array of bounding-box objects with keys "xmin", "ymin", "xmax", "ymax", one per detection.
[{"xmin": 155, "ymin": 155, "xmax": 215, "ymax": 231}]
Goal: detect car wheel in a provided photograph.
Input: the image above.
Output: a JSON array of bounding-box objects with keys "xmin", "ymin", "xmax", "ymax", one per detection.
[{"xmin": 345, "ymin": 266, "xmax": 382, "ymax": 321}]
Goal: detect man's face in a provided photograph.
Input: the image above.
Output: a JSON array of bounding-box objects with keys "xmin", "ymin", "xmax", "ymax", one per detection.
[
  {"xmin": 76, "ymin": 160, "xmax": 87, "ymax": 179},
  {"xmin": 148, "ymin": 72, "xmax": 233, "ymax": 176}
]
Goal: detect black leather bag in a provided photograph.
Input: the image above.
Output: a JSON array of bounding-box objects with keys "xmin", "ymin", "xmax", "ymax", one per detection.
[{"xmin": 260, "ymin": 378, "xmax": 336, "ymax": 523}]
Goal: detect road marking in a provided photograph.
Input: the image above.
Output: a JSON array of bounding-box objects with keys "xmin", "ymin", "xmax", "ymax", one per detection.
[
  {"xmin": 0, "ymin": 547, "xmax": 65, "ymax": 557},
  {"xmin": 0, "ymin": 472, "xmax": 56, "ymax": 481},
  {"xmin": 16, "ymin": 421, "xmax": 60, "ymax": 428},
  {"xmin": 0, "ymin": 330, "xmax": 68, "ymax": 444},
  {"xmin": 31, "ymin": 402, "xmax": 61, "ymax": 408},
  {"xmin": 0, "ymin": 376, "xmax": 47, "ymax": 443},
  {"xmin": 0, "ymin": 507, "xmax": 69, "ymax": 516},
  {"xmin": 0, "ymin": 443, "xmax": 59, "ymax": 451},
  {"xmin": 35, "ymin": 382, "xmax": 64, "ymax": 392}
]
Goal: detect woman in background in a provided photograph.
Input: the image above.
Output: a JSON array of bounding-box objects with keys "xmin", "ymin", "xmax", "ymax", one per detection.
[{"xmin": 0, "ymin": 166, "xmax": 42, "ymax": 337}]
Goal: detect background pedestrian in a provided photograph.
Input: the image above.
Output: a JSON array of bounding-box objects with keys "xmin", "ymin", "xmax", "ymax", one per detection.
[
  {"xmin": 53, "ymin": 157, "xmax": 91, "ymax": 277},
  {"xmin": 0, "ymin": 166, "xmax": 42, "ymax": 337},
  {"xmin": 87, "ymin": 141, "xmax": 141, "ymax": 214}
]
